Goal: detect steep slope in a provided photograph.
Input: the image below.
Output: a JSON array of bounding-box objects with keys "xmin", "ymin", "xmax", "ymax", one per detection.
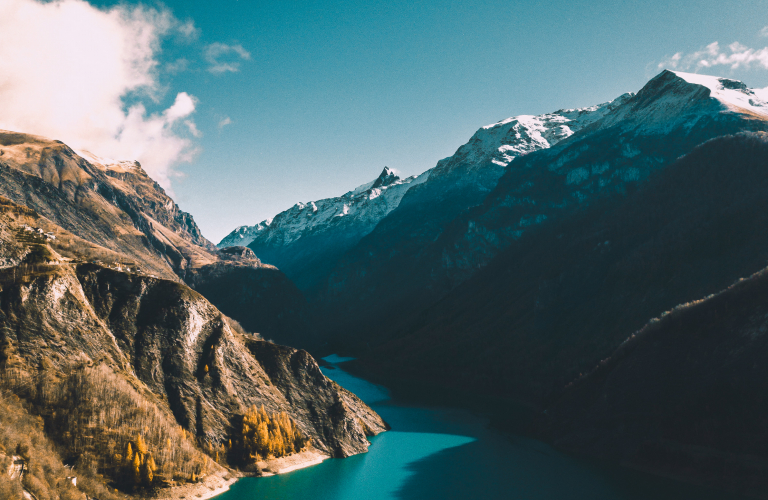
[
  {"xmin": 315, "ymin": 70, "xmax": 768, "ymax": 352},
  {"xmin": 356, "ymin": 131, "xmax": 768, "ymax": 407},
  {"xmin": 0, "ymin": 195, "xmax": 387, "ymax": 492},
  {"xmin": 219, "ymin": 97, "xmax": 629, "ymax": 298},
  {"xmin": 0, "ymin": 130, "xmax": 309, "ymax": 341},
  {"xmin": 0, "ymin": 130, "xmax": 212, "ymax": 280},
  {"xmin": 538, "ymin": 264, "xmax": 768, "ymax": 498},
  {"xmin": 219, "ymin": 167, "xmax": 425, "ymax": 292},
  {"xmin": 437, "ymin": 70, "xmax": 768, "ymax": 285}
]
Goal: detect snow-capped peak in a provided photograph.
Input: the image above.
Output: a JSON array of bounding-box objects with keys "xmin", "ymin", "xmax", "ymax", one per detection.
[
  {"xmin": 371, "ymin": 166, "xmax": 400, "ymax": 189},
  {"xmin": 671, "ymin": 71, "xmax": 768, "ymax": 118},
  {"xmin": 435, "ymin": 93, "xmax": 634, "ymax": 176},
  {"xmin": 599, "ymin": 70, "xmax": 768, "ymax": 134},
  {"xmin": 218, "ymin": 167, "xmax": 427, "ymax": 249}
]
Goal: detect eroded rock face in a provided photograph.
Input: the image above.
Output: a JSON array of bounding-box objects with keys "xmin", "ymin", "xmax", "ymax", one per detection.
[
  {"xmin": 0, "ymin": 195, "xmax": 387, "ymax": 462},
  {"xmin": 0, "ymin": 262, "xmax": 386, "ymax": 457},
  {"xmin": 0, "ymin": 130, "xmax": 311, "ymax": 366},
  {"xmin": 184, "ymin": 262, "xmax": 311, "ymax": 347}
]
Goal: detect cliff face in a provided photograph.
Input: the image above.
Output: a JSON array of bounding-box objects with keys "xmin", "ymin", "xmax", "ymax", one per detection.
[
  {"xmin": 0, "ymin": 196, "xmax": 386, "ymax": 460},
  {"xmin": 184, "ymin": 257, "xmax": 312, "ymax": 347},
  {"xmin": 0, "ymin": 129, "xmax": 310, "ymax": 343}
]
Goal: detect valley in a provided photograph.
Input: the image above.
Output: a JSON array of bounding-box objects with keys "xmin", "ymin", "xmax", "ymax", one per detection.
[{"xmin": 2, "ymin": 67, "xmax": 768, "ymax": 499}]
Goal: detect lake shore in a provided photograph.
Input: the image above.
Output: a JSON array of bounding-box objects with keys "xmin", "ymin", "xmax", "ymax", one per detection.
[
  {"xmin": 256, "ymin": 449, "xmax": 330, "ymax": 476},
  {"xmin": 155, "ymin": 449, "xmax": 331, "ymax": 500},
  {"xmin": 156, "ymin": 468, "xmax": 238, "ymax": 500}
]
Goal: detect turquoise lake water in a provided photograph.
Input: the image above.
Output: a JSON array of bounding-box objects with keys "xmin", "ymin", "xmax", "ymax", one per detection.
[{"xmin": 218, "ymin": 356, "xmax": 745, "ymax": 500}]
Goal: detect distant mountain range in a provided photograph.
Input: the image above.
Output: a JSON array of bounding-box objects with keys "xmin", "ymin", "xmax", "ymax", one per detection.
[
  {"xmin": 219, "ymin": 93, "xmax": 629, "ymax": 292},
  {"xmin": 219, "ymin": 166, "xmax": 425, "ymax": 292},
  {"xmin": 219, "ymin": 69, "xmax": 768, "ymax": 496}
]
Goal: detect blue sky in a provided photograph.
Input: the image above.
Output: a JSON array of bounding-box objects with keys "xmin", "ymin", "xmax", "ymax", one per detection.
[{"xmin": 4, "ymin": 0, "xmax": 768, "ymax": 242}]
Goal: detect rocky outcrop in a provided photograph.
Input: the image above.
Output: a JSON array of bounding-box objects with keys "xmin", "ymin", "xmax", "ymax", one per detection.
[
  {"xmin": 0, "ymin": 198, "xmax": 386, "ymax": 459},
  {"xmin": 0, "ymin": 129, "xmax": 310, "ymax": 350}
]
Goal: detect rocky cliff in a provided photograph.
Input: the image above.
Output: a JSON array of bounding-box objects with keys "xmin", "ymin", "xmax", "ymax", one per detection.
[
  {"xmin": 0, "ymin": 129, "xmax": 310, "ymax": 342},
  {"xmin": 0, "ymin": 195, "xmax": 386, "ymax": 450},
  {"xmin": 0, "ymin": 138, "xmax": 388, "ymax": 496}
]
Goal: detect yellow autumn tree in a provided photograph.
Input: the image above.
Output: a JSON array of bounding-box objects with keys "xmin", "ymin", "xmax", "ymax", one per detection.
[
  {"xmin": 132, "ymin": 451, "xmax": 141, "ymax": 485},
  {"xmin": 135, "ymin": 434, "xmax": 148, "ymax": 456},
  {"xmin": 235, "ymin": 405, "xmax": 309, "ymax": 464}
]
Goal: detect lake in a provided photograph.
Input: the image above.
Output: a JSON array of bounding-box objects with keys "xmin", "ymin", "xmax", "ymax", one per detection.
[{"xmin": 218, "ymin": 355, "xmax": 744, "ymax": 500}]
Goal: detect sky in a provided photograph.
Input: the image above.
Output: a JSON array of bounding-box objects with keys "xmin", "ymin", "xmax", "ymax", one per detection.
[{"xmin": 1, "ymin": 0, "xmax": 768, "ymax": 243}]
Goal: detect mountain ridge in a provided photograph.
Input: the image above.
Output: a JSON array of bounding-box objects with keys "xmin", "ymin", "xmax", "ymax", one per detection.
[{"xmin": 307, "ymin": 70, "xmax": 768, "ymax": 356}]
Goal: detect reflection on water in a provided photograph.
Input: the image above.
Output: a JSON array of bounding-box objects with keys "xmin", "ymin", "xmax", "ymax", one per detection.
[{"xmin": 218, "ymin": 357, "xmax": 745, "ymax": 500}]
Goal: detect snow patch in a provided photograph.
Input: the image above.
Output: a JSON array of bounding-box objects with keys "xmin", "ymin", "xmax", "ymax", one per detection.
[{"xmin": 673, "ymin": 71, "xmax": 768, "ymax": 117}]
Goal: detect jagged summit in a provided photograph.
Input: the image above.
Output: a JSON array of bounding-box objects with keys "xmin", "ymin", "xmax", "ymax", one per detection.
[
  {"xmin": 371, "ymin": 166, "xmax": 399, "ymax": 189},
  {"xmin": 218, "ymin": 167, "xmax": 423, "ymax": 251}
]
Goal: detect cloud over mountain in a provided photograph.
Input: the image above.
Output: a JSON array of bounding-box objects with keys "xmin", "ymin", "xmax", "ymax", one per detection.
[
  {"xmin": 659, "ymin": 40, "xmax": 768, "ymax": 72},
  {"xmin": 0, "ymin": 0, "xmax": 198, "ymax": 189}
]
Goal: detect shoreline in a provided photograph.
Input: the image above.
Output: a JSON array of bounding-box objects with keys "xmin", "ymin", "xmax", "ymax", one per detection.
[
  {"xmin": 255, "ymin": 449, "xmax": 331, "ymax": 476},
  {"xmin": 157, "ymin": 449, "xmax": 330, "ymax": 500},
  {"xmin": 155, "ymin": 468, "xmax": 238, "ymax": 500}
]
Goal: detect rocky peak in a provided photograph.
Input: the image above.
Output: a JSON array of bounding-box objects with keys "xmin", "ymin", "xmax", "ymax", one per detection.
[
  {"xmin": 370, "ymin": 167, "xmax": 400, "ymax": 189},
  {"xmin": 219, "ymin": 245, "xmax": 259, "ymax": 261},
  {"xmin": 599, "ymin": 70, "xmax": 768, "ymax": 134}
]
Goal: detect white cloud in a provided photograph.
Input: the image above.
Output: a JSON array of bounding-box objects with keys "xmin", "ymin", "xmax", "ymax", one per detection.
[
  {"xmin": 659, "ymin": 41, "xmax": 768, "ymax": 72},
  {"xmin": 205, "ymin": 42, "xmax": 251, "ymax": 74},
  {"xmin": 186, "ymin": 120, "xmax": 202, "ymax": 138},
  {"xmin": 218, "ymin": 116, "xmax": 233, "ymax": 129},
  {"xmin": 761, "ymin": 26, "xmax": 768, "ymax": 38},
  {"xmin": 0, "ymin": 0, "xmax": 199, "ymax": 189},
  {"xmin": 166, "ymin": 58, "xmax": 190, "ymax": 74}
]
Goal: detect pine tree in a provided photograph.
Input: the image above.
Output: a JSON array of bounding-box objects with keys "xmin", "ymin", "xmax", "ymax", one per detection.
[
  {"xmin": 136, "ymin": 434, "xmax": 148, "ymax": 456},
  {"xmin": 132, "ymin": 451, "xmax": 141, "ymax": 485},
  {"xmin": 141, "ymin": 454, "xmax": 155, "ymax": 486}
]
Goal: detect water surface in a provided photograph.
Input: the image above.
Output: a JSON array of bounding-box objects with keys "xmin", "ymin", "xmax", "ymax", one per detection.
[{"xmin": 219, "ymin": 357, "xmax": 744, "ymax": 500}]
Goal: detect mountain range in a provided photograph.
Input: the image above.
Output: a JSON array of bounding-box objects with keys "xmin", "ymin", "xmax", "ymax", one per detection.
[
  {"xmin": 218, "ymin": 69, "xmax": 768, "ymax": 496},
  {"xmin": 3, "ymin": 67, "xmax": 768, "ymax": 499}
]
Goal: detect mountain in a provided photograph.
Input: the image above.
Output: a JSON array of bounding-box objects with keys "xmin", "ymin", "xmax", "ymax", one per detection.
[
  {"xmin": 0, "ymin": 134, "xmax": 388, "ymax": 497},
  {"xmin": 538, "ymin": 260, "xmax": 768, "ymax": 499},
  {"xmin": 218, "ymin": 95, "xmax": 631, "ymax": 349},
  {"xmin": 0, "ymin": 131, "xmax": 211, "ymax": 280},
  {"xmin": 0, "ymin": 130, "xmax": 309, "ymax": 342},
  {"xmin": 353, "ymin": 130, "xmax": 768, "ymax": 405},
  {"xmin": 219, "ymin": 167, "xmax": 425, "ymax": 292},
  {"xmin": 312, "ymin": 70, "xmax": 768, "ymax": 354}
]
